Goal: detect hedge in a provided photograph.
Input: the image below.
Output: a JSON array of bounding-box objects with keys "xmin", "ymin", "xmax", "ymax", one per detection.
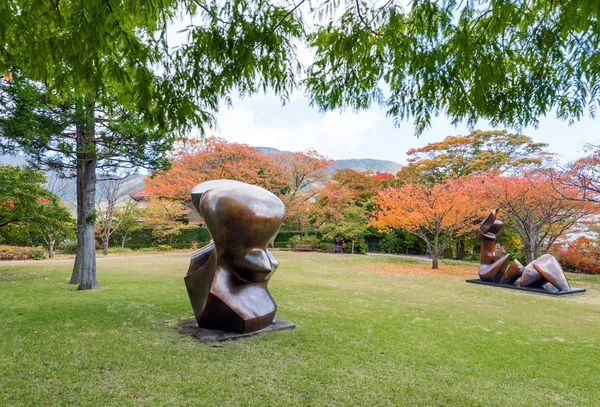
[
  {"xmin": 110, "ymin": 226, "xmax": 212, "ymax": 248},
  {"xmin": 275, "ymin": 230, "xmax": 321, "ymax": 242},
  {"xmin": 0, "ymin": 245, "xmax": 47, "ymax": 260}
]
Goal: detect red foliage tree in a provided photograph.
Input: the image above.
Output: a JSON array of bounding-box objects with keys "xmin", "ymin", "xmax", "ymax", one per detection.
[
  {"xmin": 144, "ymin": 137, "xmax": 286, "ymax": 202},
  {"xmin": 553, "ymin": 237, "xmax": 600, "ymax": 275},
  {"xmin": 371, "ymin": 177, "xmax": 486, "ymax": 269},
  {"xmin": 480, "ymin": 171, "xmax": 597, "ymax": 263}
]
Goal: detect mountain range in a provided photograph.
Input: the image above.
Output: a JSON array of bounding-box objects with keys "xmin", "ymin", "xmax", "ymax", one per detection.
[{"xmin": 255, "ymin": 147, "xmax": 402, "ymax": 174}]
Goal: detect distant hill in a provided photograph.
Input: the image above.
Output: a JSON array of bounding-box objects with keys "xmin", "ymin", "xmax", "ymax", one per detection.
[
  {"xmin": 329, "ymin": 159, "xmax": 401, "ymax": 174},
  {"xmin": 255, "ymin": 147, "xmax": 401, "ymax": 175}
]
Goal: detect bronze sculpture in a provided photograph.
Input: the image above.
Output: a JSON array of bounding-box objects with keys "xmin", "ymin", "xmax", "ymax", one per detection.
[
  {"xmin": 184, "ymin": 180, "xmax": 285, "ymax": 334},
  {"xmin": 475, "ymin": 209, "xmax": 580, "ymax": 294}
]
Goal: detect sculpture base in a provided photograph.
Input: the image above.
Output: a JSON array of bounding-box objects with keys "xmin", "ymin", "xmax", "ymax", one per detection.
[
  {"xmin": 178, "ymin": 317, "xmax": 295, "ymax": 343},
  {"xmin": 466, "ymin": 279, "xmax": 586, "ymax": 296}
]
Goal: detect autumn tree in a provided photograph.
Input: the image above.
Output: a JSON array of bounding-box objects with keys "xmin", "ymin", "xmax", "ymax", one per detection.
[
  {"xmin": 371, "ymin": 178, "xmax": 486, "ymax": 269},
  {"xmin": 397, "ymin": 130, "xmax": 549, "ymax": 184},
  {"xmin": 144, "ymin": 137, "xmax": 287, "ymax": 202},
  {"xmin": 481, "ymin": 172, "xmax": 597, "ymax": 263},
  {"xmin": 0, "ymin": 165, "xmax": 49, "ymax": 229},
  {"xmin": 274, "ymin": 149, "xmax": 332, "ymax": 233},
  {"xmin": 331, "ymin": 169, "xmax": 376, "ymax": 204},
  {"xmin": 311, "ymin": 180, "xmax": 355, "ymax": 228},
  {"xmin": 143, "ymin": 198, "xmax": 189, "ymax": 245},
  {"xmin": 307, "ymin": 1, "xmax": 600, "ymax": 133},
  {"xmin": 1, "ymin": 0, "xmax": 303, "ymax": 290},
  {"xmin": 549, "ymin": 144, "xmax": 600, "ymax": 205}
]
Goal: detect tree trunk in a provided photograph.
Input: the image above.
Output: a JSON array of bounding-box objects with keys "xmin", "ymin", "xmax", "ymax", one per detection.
[
  {"xmin": 431, "ymin": 233, "xmax": 440, "ymax": 269},
  {"xmin": 121, "ymin": 233, "xmax": 127, "ymax": 249},
  {"xmin": 103, "ymin": 237, "xmax": 109, "ymax": 256},
  {"xmin": 525, "ymin": 243, "xmax": 536, "ymax": 264},
  {"xmin": 70, "ymin": 98, "xmax": 98, "ymax": 290},
  {"xmin": 351, "ymin": 240, "xmax": 355, "ymax": 254},
  {"xmin": 455, "ymin": 239, "xmax": 466, "ymax": 260},
  {"xmin": 48, "ymin": 236, "xmax": 55, "ymax": 259}
]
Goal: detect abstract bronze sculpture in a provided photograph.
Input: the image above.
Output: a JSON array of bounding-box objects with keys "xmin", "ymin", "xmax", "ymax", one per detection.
[
  {"xmin": 470, "ymin": 209, "xmax": 584, "ymax": 295},
  {"xmin": 184, "ymin": 180, "xmax": 285, "ymax": 334}
]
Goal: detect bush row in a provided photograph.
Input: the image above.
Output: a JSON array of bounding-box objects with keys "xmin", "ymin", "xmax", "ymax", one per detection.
[
  {"xmin": 0, "ymin": 245, "xmax": 47, "ymax": 260},
  {"xmin": 554, "ymin": 237, "xmax": 600, "ymax": 274},
  {"xmin": 109, "ymin": 226, "xmax": 212, "ymax": 248}
]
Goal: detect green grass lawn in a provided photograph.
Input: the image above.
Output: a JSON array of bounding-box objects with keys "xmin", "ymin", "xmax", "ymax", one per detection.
[{"xmin": 1, "ymin": 252, "xmax": 599, "ymax": 406}]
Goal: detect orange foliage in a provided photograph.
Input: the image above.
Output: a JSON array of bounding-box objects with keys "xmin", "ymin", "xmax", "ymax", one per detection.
[
  {"xmin": 144, "ymin": 138, "xmax": 333, "ymax": 233},
  {"xmin": 273, "ymin": 149, "xmax": 332, "ymax": 230},
  {"xmin": 552, "ymin": 237, "xmax": 600, "ymax": 275},
  {"xmin": 144, "ymin": 137, "xmax": 287, "ymax": 202},
  {"xmin": 311, "ymin": 180, "xmax": 356, "ymax": 227},
  {"xmin": 479, "ymin": 171, "xmax": 597, "ymax": 262},
  {"xmin": 371, "ymin": 178, "xmax": 486, "ymax": 268},
  {"xmin": 399, "ymin": 130, "xmax": 549, "ymax": 184},
  {"xmin": 332, "ymin": 168, "xmax": 375, "ymax": 203}
]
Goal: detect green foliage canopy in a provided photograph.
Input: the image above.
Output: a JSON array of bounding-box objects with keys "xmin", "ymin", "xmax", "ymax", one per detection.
[
  {"xmin": 397, "ymin": 129, "xmax": 549, "ymax": 183},
  {"xmin": 0, "ymin": 0, "xmax": 304, "ymax": 133},
  {"xmin": 306, "ymin": 0, "xmax": 600, "ymax": 133},
  {"xmin": 0, "ymin": 165, "xmax": 74, "ymax": 247},
  {"xmin": 0, "ymin": 165, "xmax": 49, "ymax": 228}
]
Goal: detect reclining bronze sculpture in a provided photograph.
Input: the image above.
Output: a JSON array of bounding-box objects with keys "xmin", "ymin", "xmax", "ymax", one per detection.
[
  {"xmin": 477, "ymin": 209, "xmax": 576, "ymax": 293},
  {"xmin": 184, "ymin": 180, "xmax": 285, "ymax": 333}
]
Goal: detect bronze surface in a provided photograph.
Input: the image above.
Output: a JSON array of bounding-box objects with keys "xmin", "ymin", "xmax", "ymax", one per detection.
[
  {"xmin": 478, "ymin": 209, "xmax": 515, "ymax": 282},
  {"xmin": 184, "ymin": 180, "xmax": 285, "ymax": 334},
  {"xmin": 520, "ymin": 254, "xmax": 571, "ymax": 292},
  {"xmin": 477, "ymin": 210, "xmax": 572, "ymax": 293}
]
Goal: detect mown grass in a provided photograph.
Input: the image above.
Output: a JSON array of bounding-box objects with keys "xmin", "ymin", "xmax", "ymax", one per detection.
[{"xmin": 1, "ymin": 252, "xmax": 599, "ymax": 406}]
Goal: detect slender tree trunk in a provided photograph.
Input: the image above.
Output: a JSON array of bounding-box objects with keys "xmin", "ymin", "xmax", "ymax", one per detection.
[
  {"xmin": 431, "ymin": 233, "xmax": 440, "ymax": 269},
  {"xmin": 121, "ymin": 233, "xmax": 127, "ymax": 249},
  {"xmin": 70, "ymin": 98, "xmax": 98, "ymax": 290},
  {"xmin": 351, "ymin": 240, "xmax": 355, "ymax": 254},
  {"xmin": 48, "ymin": 236, "xmax": 55, "ymax": 259},
  {"xmin": 455, "ymin": 239, "xmax": 466, "ymax": 260},
  {"xmin": 103, "ymin": 237, "xmax": 109, "ymax": 256},
  {"xmin": 525, "ymin": 243, "xmax": 536, "ymax": 264}
]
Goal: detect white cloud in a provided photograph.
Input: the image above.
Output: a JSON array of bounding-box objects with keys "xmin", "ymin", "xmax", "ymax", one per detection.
[{"xmin": 209, "ymin": 106, "xmax": 381, "ymax": 158}]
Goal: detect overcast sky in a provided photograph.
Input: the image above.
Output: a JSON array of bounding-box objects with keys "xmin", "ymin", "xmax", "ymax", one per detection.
[
  {"xmin": 166, "ymin": 5, "xmax": 599, "ymax": 166},
  {"xmin": 200, "ymin": 90, "xmax": 598, "ymax": 165}
]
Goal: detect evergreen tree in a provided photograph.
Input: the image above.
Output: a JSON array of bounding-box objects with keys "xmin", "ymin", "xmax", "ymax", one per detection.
[{"xmin": 0, "ymin": 0, "xmax": 303, "ymax": 289}]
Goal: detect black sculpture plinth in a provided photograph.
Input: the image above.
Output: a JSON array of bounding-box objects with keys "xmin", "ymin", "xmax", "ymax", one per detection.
[
  {"xmin": 179, "ymin": 317, "xmax": 295, "ymax": 343},
  {"xmin": 466, "ymin": 279, "xmax": 586, "ymax": 296}
]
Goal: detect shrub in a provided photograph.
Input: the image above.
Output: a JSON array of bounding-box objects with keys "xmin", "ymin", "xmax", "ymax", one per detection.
[
  {"xmin": 31, "ymin": 247, "xmax": 47, "ymax": 260},
  {"xmin": 0, "ymin": 245, "xmax": 46, "ymax": 260},
  {"xmin": 60, "ymin": 239, "xmax": 78, "ymax": 254},
  {"xmin": 156, "ymin": 244, "xmax": 173, "ymax": 251},
  {"xmin": 289, "ymin": 235, "xmax": 321, "ymax": 249},
  {"xmin": 442, "ymin": 247, "xmax": 454, "ymax": 258},
  {"xmin": 554, "ymin": 237, "xmax": 600, "ymax": 274}
]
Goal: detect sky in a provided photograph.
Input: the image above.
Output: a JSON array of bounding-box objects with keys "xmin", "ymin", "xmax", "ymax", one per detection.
[
  {"xmin": 203, "ymin": 91, "xmax": 599, "ymax": 165},
  {"xmin": 171, "ymin": 5, "xmax": 599, "ymax": 166}
]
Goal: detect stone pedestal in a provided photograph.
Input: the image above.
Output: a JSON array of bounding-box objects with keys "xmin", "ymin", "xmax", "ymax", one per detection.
[
  {"xmin": 179, "ymin": 317, "xmax": 295, "ymax": 343},
  {"xmin": 466, "ymin": 279, "xmax": 586, "ymax": 296}
]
